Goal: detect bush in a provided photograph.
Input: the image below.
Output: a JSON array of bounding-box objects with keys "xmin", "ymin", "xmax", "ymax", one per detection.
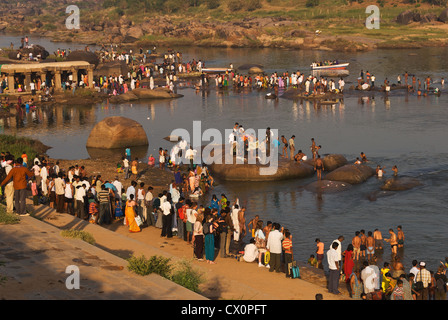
[
  {"xmin": 0, "ymin": 205, "xmax": 20, "ymax": 225},
  {"xmin": 205, "ymin": 0, "xmax": 220, "ymax": 9},
  {"xmin": 227, "ymin": 0, "xmax": 244, "ymax": 11},
  {"xmin": 170, "ymin": 259, "xmax": 204, "ymax": 293},
  {"xmin": 245, "ymin": 0, "xmax": 262, "ymax": 11},
  {"xmin": 127, "ymin": 255, "xmax": 204, "ymax": 293},
  {"xmin": 60, "ymin": 230, "xmax": 96, "ymax": 245},
  {"xmin": 127, "ymin": 255, "xmax": 172, "ymax": 278},
  {"xmin": 306, "ymin": 0, "xmax": 319, "ymax": 7}
]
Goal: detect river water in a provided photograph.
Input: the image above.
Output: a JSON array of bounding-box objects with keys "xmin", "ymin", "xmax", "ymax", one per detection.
[{"xmin": 1, "ymin": 35, "xmax": 448, "ymax": 272}]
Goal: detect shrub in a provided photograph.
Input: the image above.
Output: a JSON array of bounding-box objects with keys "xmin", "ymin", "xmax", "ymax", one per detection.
[
  {"xmin": 306, "ymin": 0, "xmax": 319, "ymax": 7},
  {"xmin": 0, "ymin": 205, "xmax": 20, "ymax": 225},
  {"xmin": 127, "ymin": 255, "xmax": 204, "ymax": 293},
  {"xmin": 170, "ymin": 259, "xmax": 204, "ymax": 293},
  {"xmin": 227, "ymin": 0, "xmax": 244, "ymax": 12},
  {"xmin": 60, "ymin": 230, "xmax": 96, "ymax": 245},
  {"xmin": 127, "ymin": 255, "xmax": 172, "ymax": 278}
]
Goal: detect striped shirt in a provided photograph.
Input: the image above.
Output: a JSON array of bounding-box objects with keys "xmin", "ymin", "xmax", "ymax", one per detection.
[
  {"xmin": 98, "ymin": 190, "xmax": 110, "ymax": 204},
  {"xmin": 282, "ymin": 238, "xmax": 293, "ymax": 254}
]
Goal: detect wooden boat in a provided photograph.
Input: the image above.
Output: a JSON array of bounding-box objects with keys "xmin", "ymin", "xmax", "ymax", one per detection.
[
  {"xmin": 311, "ymin": 62, "xmax": 349, "ymax": 71},
  {"xmin": 201, "ymin": 68, "xmax": 233, "ymax": 74}
]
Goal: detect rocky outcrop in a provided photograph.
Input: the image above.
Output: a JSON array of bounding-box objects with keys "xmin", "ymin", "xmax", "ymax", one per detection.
[
  {"xmin": 396, "ymin": 10, "xmax": 438, "ymax": 25},
  {"xmin": 438, "ymin": 8, "xmax": 448, "ymax": 23},
  {"xmin": 380, "ymin": 176, "xmax": 422, "ymax": 191},
  {"xmin": 86, "ymin": 116, "xmax": 148, "ymax": 149},
  {"xmin": 303, "ymin": 154, "xmax": 348, "ymax": 172},
  {"xmin": 304, "ymin": 180, "xmax": 352, "ymax": 194},
  {"xmin": 108, "ymin": 88, "xmax": 183, "ymax": 103},
  {"xmin": 66, "ymin": 50, "xmax": 100, "ymax": 67},
  {"xmin": 324, "ymin": 164, "xmax": 375, "ymax": 185}
]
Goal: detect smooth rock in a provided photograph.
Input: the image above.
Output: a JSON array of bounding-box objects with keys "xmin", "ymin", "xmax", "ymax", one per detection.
[
  {"xmin": 86, "ymin": 116, "xmax": 148, "ymax": 149},
  {"xmin": 324, "ymin": 164, "xmax": 375, "ymax": 184},
  {"xmin": 380, "ymin": 176, "xmax": 422, "ymax": 191}
]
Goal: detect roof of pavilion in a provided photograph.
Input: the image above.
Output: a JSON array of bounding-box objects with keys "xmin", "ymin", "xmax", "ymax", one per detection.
[{"xmin": 0, "ymin": 61, "xmax": 92, "ymax": 73}]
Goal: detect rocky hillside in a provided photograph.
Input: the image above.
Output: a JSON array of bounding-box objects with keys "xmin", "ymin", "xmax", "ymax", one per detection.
[{"xmin": 1, "ymin": 0, "xmax": 448, "ymax": 52}]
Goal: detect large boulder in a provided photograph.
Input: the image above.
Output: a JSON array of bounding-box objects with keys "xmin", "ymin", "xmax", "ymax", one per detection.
[
  {"xmin": 20, "ymin": 44, "xmax": 49, "ymax": 59},
  {"xmin": 207, "ymin": 146, "xmax": 315, "ymax": 181},
  {"xmin": 86, "ymin": 116, "xmax": 148, "ymax": 149},
  {"xmin": 380, "ymin": 176, "xmax": 422, "ymax": 191},
  {"xmin": 209, "ymin": 160, "xmax": 315, "ymax": 181},
  {"xmin": 324, "ymin": 164, "xmax": 375, "ymax": 184},
  {"xmin": 131, "ymin": 87, "xmax": 183, "ymax": 99},
  {"xmin": 304, "ymin": 180, "xmax": 352, "ymax": 194},
  {"xmin": 438, "ymin": 8, "xmax": 448, "ymax": 23},
  {"xmin": 303, "ymin": 154, "xmax": 348, "ymax": 172},
  {"xmin": 395, "ymin": 10, "xmax": 422, "ymax": 25},
  {"xmin": 66, "ymin": 50, "xmax": 100, "ymax": 67}
]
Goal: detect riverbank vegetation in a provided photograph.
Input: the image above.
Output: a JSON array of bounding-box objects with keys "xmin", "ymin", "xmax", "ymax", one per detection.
[
  {"xmin": 2, "ymin": 0, "xmax": 448, "ymax": 51},
  {"xmin": 0, "ymin": 135, "xmax": 50, "ymax": 161}
]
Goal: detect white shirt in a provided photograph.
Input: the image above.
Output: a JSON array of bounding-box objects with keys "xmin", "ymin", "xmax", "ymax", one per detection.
[
  {"xmin": 75, "ymin": 186, "xmax": 85, "ymax": 201},
  {"xmin": 361, "ymin": 266, "xmax": 378, "ymax": 293},
  {"xmin": 126, "ymin": 186, "xmax": 135, "ymax": 200},
  {"xmin": 266, "ymin": 229, "xmax": 283, "ymax": 254},
  {"xmin": 161, "ymin": 201, "xmax": 171, "ymax": 216},
  {"xmin": 186, "ymin": 208, "xmax": 197, "ymax": 224},
  {"xmin": 243, "ymin": 243, "xmax": 259, "ymax": 263},
  {"xmin": 112, "ymin": 180, "xmax": 122, "ymax": 197},
  {"xmin": 327, "ymin": 248, "xmax": 339, "ymax": 270},
  {"xmin": 331, "ymin": 240, "xmax": 342, "ymax": 261}
]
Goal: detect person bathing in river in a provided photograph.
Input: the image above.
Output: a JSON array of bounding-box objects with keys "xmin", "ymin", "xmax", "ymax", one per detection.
[{"xmin": 314, "ymin": 155, "xmax": 324, "ymax": 180}]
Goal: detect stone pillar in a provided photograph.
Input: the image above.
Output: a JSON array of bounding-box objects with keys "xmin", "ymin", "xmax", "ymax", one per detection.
[
  {"xmin": 87, "ymin": 67, "xmax": 94, "ymax": 89},
  {"xmin": 54, "ymin": 70, "xmax": 62, "ymax": 91},
  {"xmin": 24, "ymin": 72, "xmax": 31, "ymax": 92},
  {"xmin": 71, "ymin": 68, "xmax": 78, "ymax": 84},
  {"xmin": 7, "ymin": 74, "xmax": 15, "ymax": 93}
]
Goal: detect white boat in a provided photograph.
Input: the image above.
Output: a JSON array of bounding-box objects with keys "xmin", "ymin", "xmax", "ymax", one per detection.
[
  {"xmin": 311, "ymin": 62, "xmax": 349, "ymax": 71},
  {"xmin": 201, "ymin": 68, "xmax": 233, "ymax": 74}
]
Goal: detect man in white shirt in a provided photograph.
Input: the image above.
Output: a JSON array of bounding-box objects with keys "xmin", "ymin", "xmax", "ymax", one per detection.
[
  {"xmin": 185, "ymin": 146, "xmax": 197, "ymax": 171},
  {"xmin": 409, "ymin": 260, "xmax": 419, "ymax": 279},
  {"xmin": 112, "ymin": 177, "xmax": 123, "ymax": 202},
  {"xmin": 126, "ymin": 181, "xmax": 136, "ymax": 201},
  {"xmin": 327, "ymin": 241, "xmax": 341, "ymax": 295},
  {"xmin": 186, "ymin": 203, "xmax": 198, "ymax": 244},
  {"xmin": 3, "ymin": 156, "xmax": 14, "ymax": 213},
  {"xmin": 361, "ymin": 260, "xmax": 378, "ymax": 299},
  {"xmin": 266, "ymin": 222, "xmax": 284, "ymax": 273},
  {"xmin": 331, "ymin": 235, "xmax": 344, "ymax": 274},
  {"xmin": 243, "ymin": 238, "xmax": 259, "ymax": 263}
]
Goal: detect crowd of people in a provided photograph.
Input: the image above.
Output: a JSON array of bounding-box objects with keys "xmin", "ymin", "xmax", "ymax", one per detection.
[{"xmin": 315, "ymin": 228, "xmax": 448, "ymax": 300}]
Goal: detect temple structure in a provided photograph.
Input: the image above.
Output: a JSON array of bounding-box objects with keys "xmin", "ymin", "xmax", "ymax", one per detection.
[{"xmin": 0, "ymin": 61, "xmax": 94, "ymax": 93}]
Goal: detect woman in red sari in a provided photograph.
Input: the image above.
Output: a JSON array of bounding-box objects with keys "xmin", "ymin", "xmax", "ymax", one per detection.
[{"xmin": 343, "ymin": 244, "xmax": 355, "ymax": 283}]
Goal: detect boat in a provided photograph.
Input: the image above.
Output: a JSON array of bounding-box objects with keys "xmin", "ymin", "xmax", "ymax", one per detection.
[
  {"xmin": 311, "ymin": 62, "xmax": 349, "ymax": 71},
  {"xmin": 200, "ymin": 68, "xmax": 233, "ymax": 74}
]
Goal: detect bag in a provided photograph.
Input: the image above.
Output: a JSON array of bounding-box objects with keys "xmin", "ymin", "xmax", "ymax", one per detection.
[
  {"xmin": 289, "ymin": 261, "xmax": 301, "ymax": 279},
  {"xmin": 178, "ymin": 205, "xmax": 186, "ymax": 221},
  {"xmin": 203, "ymin": 222, "xmax": 210, "ymax": 235},
  {"xmin": 262, "ymin": 251, "xmax": 270, "ymax": 265},
  {"xmin": 415, "ymin": 272, "xmax": 424, "ymax": 292},
  {"xmin": 135, "ymin": 215, "xmax": 143, "ymax": 227},
  {"xmin": 255, "ymin": 236, "xmax": 266, "ymax": 249},
  {"xmin": 436, "ymin": 276, "xmax": 446, "ymax": 292}
]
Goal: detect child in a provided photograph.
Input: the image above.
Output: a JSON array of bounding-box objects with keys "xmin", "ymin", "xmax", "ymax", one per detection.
[
  {"xmin": 114, "ymin": 199, "xmax": 124, "ymax": 219},
  {"xmin": 116, "ymin": 162, "xmax": 123, "ymax": 173},
  {"xmin": 308, "ymin": 254, "xmax": 318, "ymax": 268},
  {"xmin": 31, "ymin": 178, "xmax": 39, "ymax": 206},
  {"xmin": 88, "ymin": 198, "xmax": 98, "ymax": 224}
]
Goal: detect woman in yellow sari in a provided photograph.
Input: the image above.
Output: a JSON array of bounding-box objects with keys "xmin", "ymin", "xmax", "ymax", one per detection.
[{"xmin": 125, "ymin": 194, "xmax": 141, "ymax": 233}]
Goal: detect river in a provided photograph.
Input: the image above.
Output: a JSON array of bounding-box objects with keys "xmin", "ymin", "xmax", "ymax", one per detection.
[{"xmin": 1, "ymin": 35, "xmax": 448, "ymax": 272}]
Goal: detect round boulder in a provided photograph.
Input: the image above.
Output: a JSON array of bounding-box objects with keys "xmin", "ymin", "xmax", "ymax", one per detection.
[
  {"xmin": 86, "ymin": 116, "xmax": 148, "ymax": 149},
  {"xmin": 66, "ymin": 50, "xmax": 100, "ymax": 67},
  {"xmin": 324, "ymin": 164, "xmax": 375, "ymax": 184},
  {"xmin": 305, "ymin": 180, "xmax": 352, "ymax": 194},
  {"xmin": 303, "ymin": 154, "xmax": 348, "ymax": 172},
  {"xmin": 380, "ymin": 176, "xmax": 422, "ymax": 191}
]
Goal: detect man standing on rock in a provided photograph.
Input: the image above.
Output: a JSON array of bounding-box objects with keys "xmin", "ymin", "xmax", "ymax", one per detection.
[
  {"xmin": 327, "ymin": 241, "xmax": 341, "ymax": 295},
  {"xmin": 288, "ymin": 135, "xmax": 295, "ymax": 161},
  {"xmin": 1, "ymin": 157, "xmax": 34, "ymax": 216}
]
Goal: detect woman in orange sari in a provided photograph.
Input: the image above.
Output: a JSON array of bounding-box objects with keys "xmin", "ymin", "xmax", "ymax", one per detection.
[{"xmin": 125, "ymin": 194, "xmax": 141, "ymax": 233}]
